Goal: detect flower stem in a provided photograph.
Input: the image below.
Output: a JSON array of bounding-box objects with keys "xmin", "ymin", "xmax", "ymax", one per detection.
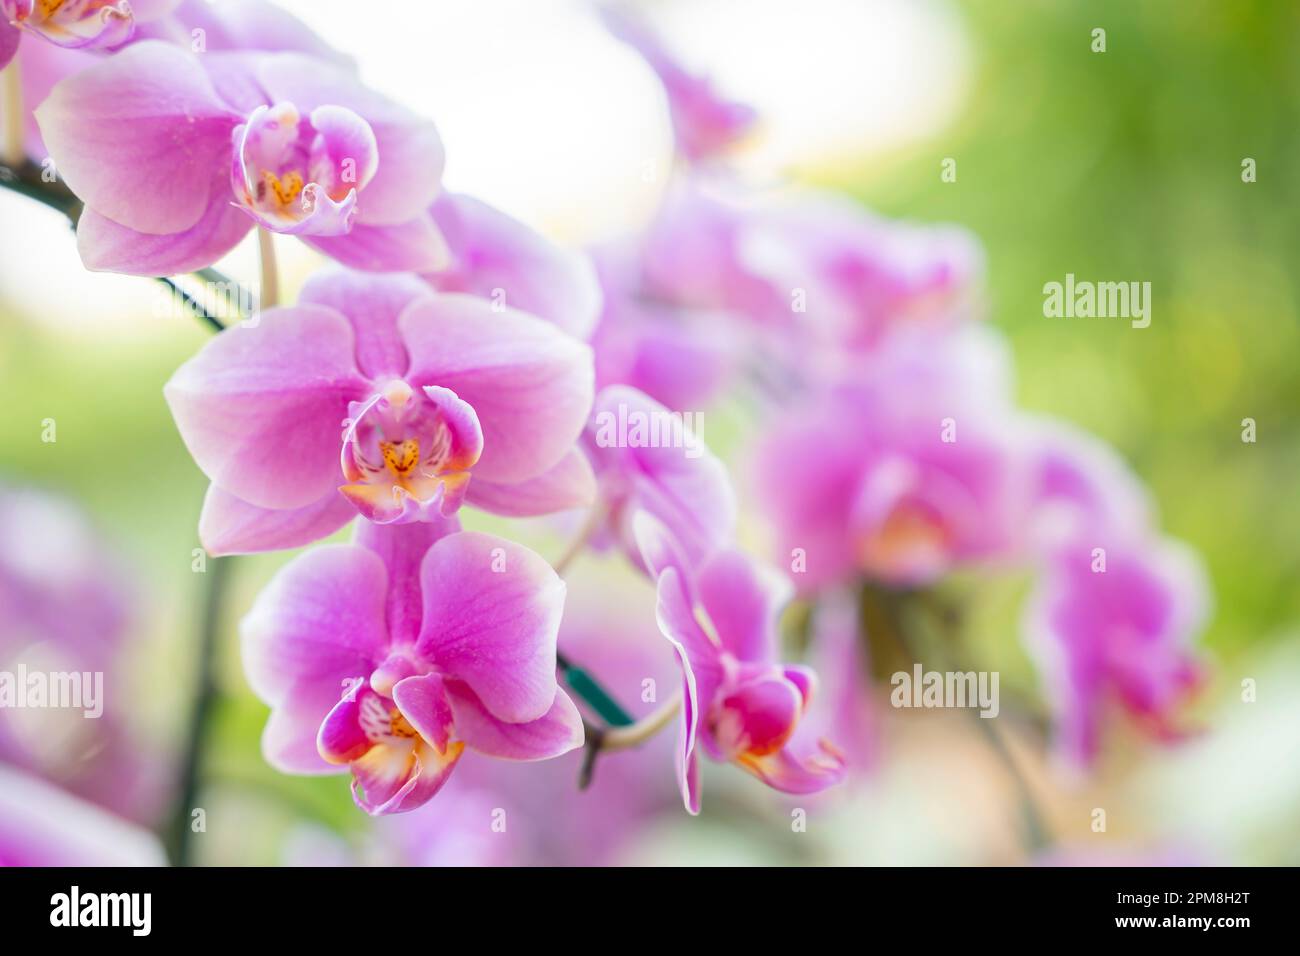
[
  {"xmin": 556, "ymin": 651, "xmax": 634, "ymax": 727},
  {"xmin": 598, "ymin": 691, "xmax": 681, "ymax": 749},
  {"xmin": 3, "ymin": 62, "xmax": 23, "ymax": 169},
  {"xmin": 552, "ymin": 499, "xmax": 608, "ymax": 577},
  {"xmin": 0, "ymin": 157, "xmax": 81, "ymax": 221},
  {"xmin": 166, "ymin": 554, "xmax": 232, "ymax": 866},
  {"xmin": 159, "ymin": 276, "xmax": 227, "ymax": 334},
  {"xmin": 257, "ymin": 227, "xmax": 279, "ymax": 310},
  {"xmin": 0, "ymin": 161, "xmax": 244, "ymax": 333}
]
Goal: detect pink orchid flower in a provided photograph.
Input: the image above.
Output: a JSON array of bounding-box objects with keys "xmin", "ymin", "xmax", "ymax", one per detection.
[
  {"xmin": 34, "ymin": 39, "xmax": 446, "ymax": 274},
  {"xmin": 165, "ymin": 269, "xmax": 595, "ymax": 556},
  {"xmin": 1024, "ymin": 534, "xmax": 1209, "ymax": 767},
  {"xmin": 754, "ymin": 327, "xmax": 1027, "ymax": 592},
  {"xmin": 0, "ymin": 763, "xmax": 165, "ymax": 865},
  {"xmin": 0, "ymin": 484, "xmax": 169, "ymax": 825},
  {"xmin": 1021, "ymin": 416, "xmax": 1154, "ymax": 553},
  {"xmin": 583, "ymin": 384, "xmax": 736, "ymax": 573},
  {"xmin": 0, "ymin": 35, "xmax": 96, "ymax": 161},
  {"xmin": 634, "ymin": 513, "xmax": 845, "ymax": 814},
  {"xmin": 242, "ymin": 520, "xmax": 584, "ymax": 815},
  {"xmin": 638, "ymin": 176, "xmax": 786, "ymax": 324},
  {"xmin": 0, "ymin": 0, "xmax": 180, "ymax": 68},
  {"xmin": 589, "ymin": 241, "xmax": 738, "ymax": 411},
  {"xmin": 424, "ymin": 190, "xmax": 603, "ymax": 341},
  {"xmin": 283, "ymin": 784, "xmax": 514, "ymax": 867},
  {"xmin": 598, "ymin": 3, "xmax": 756, "ymax": 164},
  {"xmin": 736, "ymin": 193, "xmax": 984, "ymax": 357}
]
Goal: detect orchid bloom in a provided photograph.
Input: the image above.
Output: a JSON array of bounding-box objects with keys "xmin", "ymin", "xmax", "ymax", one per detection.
[
  {"xmin": 165, "ymin": 269, "xmax": 595, "ymax": 555},
  {"xmin": 589, "ymin": 241, "xmax": 737, "ymax": 411},
  {"xmin": 242, "ymin": 520, "xmax": 584, "ymax": 815},
  {"xmin": 638, "ymin": 177, "xmax": 785, "ymax": 324},
  {"xmin": 34, "ymin": 39, "xmax": 446, "ymax": 274},
  {"xmin": 634, "ymin": 513, "xmax": 845, "ymax": 813},
  {"xmin": 1019, "ymin": 417, "xmax": 1209, "ymax": 765},
  {"xmin": 0, "ymin": 763, "xmax": 165, "ymax": 865},
  {"xmin": 598, "ymin": 3, "xmax": 755, "ymax": 163},
  {"xmin": 583, "ymin": 384, "xmax": 736, "ymax": 573},
  {"xmin": 1021, "ymin": 416, "xmax": 1154, "ymax": 553},
  {"xmin": 424, "ymin": 190, "xmax": 603, "ymax": 341},
  {"xmin": 755, "ymin": 327, "xmax": 1026, "ymax": 592},
  {"xmin": 1024, "ymin": 534, "xmax": 1209, "ymax": 766},
  {"xmin": 736, "ymin": 194, "xmax": 984, "ymax": 357},
  {"xmin": 0, "ymin": 485, "xmax": 168, "ymax": 824},
  {"xmin": 0, "ymin": 0, "xmax": 179, "ymax": 67}
]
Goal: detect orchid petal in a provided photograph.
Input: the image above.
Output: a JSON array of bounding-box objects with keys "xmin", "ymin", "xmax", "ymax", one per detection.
[
  {"xmin": 444, "ymin": 680, "xmax": 584, "ymax": 760},
  {"xmin": 165, "ymin": 304, "xmax": 371, "ymax": 510},
  {"xmin": 35, "ymin": 41, "xmax": 240, "ymax": 234},
  {"xmin": 400, "ymin": 294, "xmax": 594, "ymax": 483},
  {"xmin": 416, "ymin": 531, "xmax": 565, "ymax": 724},
  {"xmin": 198, "ymin": 483, "xmax": 354, "ymax": 556},
  {"xmin": 464, "ymin": 447, "xmax": 597, "ymax": 517}
]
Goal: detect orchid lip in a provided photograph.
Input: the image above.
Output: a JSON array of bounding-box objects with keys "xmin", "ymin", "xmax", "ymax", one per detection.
[
  {"xmin": 229, "ymin": 101, "xmax": 377, "ymax": 237},
  {"xmin": 11, "ymin": 0, "xmax": 135, "ymax": 50},
  {"xmin": 370, "ymin": 651, "xmax": 420, "ymax": 697},
  {"xmin": 336, "ymin": 383, "xmax": 482, "ymax": 523}
]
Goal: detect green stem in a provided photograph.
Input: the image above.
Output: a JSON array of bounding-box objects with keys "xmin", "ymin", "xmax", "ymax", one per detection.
[{"xmin": 557, "ymin": 651, "xmax": 634, "ymax": 727}]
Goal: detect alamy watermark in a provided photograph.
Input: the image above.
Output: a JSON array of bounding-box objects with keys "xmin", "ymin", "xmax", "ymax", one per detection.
[
  {"xmin": 592, "ymin": 402, "xmax": 705, "ymax": 459},
  {"xmin": 50, "ymin": 886, "xmax": 150, "ymax": 936},
  {"xmin": 890, "ymin": 664, "xmax": 999, "ymax": 718},
  {"xmin": 0, "ymin": 665, "xmax": 103, "ymax": 718},
  {"xmin": 1042, "ymin": 273, "xmax": 1151, "ymax": 328}
]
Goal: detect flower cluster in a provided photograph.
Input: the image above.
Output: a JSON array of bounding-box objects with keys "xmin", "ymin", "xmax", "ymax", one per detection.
[{"xmin": 1, "ymin": 0, "xmax": 1210, "ymax": 851}]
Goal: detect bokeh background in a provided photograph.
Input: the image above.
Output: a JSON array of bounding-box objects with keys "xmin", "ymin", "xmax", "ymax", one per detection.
[{"xmin": 1, "ymin": 0, "xmax": 1298, "ymax": 865}]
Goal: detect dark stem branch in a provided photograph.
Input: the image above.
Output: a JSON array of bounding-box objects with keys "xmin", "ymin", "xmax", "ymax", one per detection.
[
  {"xmin": 0, "ymin": 160, "xmax": 237, "ymax": 332},
  {"xmin": 556, "ymin": 651, "xmax": 636, "ymax": 789},
  {"xmin": 166, "ymin": 554, "xmax": 232, "ymax": 866}
]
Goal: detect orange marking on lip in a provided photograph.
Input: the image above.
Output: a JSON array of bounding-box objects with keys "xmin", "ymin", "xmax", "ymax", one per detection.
[
  {"xmin": 380, "ymin": 438, "xmax": 420, "ymax": 478},
  {"xmin": 261, "ymin": 169, "xmax": 304, "ymax": 207}
]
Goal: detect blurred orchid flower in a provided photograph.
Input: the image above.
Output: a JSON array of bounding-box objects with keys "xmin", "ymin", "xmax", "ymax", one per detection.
[
  {"xmin": 638, "ymin": 176, "xmax": 784, "ymax": 324},
  {"xmin": 736, "ymin": 193, "xmax": 984, "ymax": 357},
  {"xmin": 754, "ymin": 327, "xmax": 1027, "ymax": 592},
  {"xmin": 35, "ymin": 39, "xmax": 446, "ymax": 274},
  {"xmin": 583, "ymin": 384, "xmax": 735, "ymax": 574},
  {"xmin": 424, "ymin": 190, "xmax": 603, "ymax": 341},
  {"xmin": 804, "ymin": 593, "xmax": 878, "ymax": 776},
  {"xmin": 598, "ymin": 3, "xmax": 756, "ymax": 164},
  {"xmin": 1024, "ymin": 534, "xmax": 1209, "ymax": 767},
  {"xmin": 1016, "ymin": 414, "xmax": 1209, "ymax": 764},
  {"xmin": 283, "ymin": 785, "xmax": 514, "ymax": 867},
  {"xmin": 0, "ymin": 763, "xmax": 166, "ymax": 865},
  {"xmin": 165, "ymin": 270, "xmax": 595, "ymax": 555},
  {"xmin": 242, "ymin": 520, "xmax": 583, "ymax": 816},
  {"xmin": 0, "ymin": 485, "xmax": 167, "ymax": 825},
  {"xmin": 1020, "ymin": 416, "xmax": 1154, "ymax": 552},
  {"xmin": 635, "ymin": 513, "xmax": 845, "ymax": 813},
  {"xmin": 589, "ymin": 240, "xmax": 738, "ymax": 411}
]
